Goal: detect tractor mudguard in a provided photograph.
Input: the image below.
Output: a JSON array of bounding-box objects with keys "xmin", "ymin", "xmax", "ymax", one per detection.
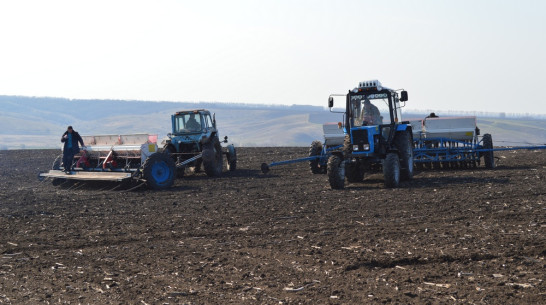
[{"xmin": 199, "ymin": 131, "xmax": 216, "ymax": 145}]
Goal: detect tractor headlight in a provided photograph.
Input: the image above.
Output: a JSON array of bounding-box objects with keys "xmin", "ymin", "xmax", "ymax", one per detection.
[
  {"xmin": 353, "ymin": 145, "xmax": 359, "ymax": 151},
  {"xmin": 362, "ymin": 144, "xmax": 370, "ymax": 151}
]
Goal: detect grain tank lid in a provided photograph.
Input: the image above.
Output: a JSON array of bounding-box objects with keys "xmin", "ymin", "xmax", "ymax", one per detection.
[
  {"xmin": 424, "ymin": 116, "xmax": 477, "ymax": 121},
  {"xmin": 423, "ymin": 116, "xmax": 477, "ymax": 128}
]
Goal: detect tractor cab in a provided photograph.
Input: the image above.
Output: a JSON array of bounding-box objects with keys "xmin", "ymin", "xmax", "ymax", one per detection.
[
  {"xmin": 329, "ymin": 80, "xmax": 408, "ymax": 157},
  {"xmin": 172, "ymin": 110, "xmax": 216, "ymax": 135},
  {"xmin": 348, "ymin": 81, "xmax": 407, "ymax": 156},
  {"xmin": 165, "ymin": 109, "xmax": 218, "ymax": 155}
]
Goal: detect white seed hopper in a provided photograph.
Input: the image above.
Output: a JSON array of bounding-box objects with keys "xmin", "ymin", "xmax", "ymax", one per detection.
[
  {"xmin": 323, "ymin": 123, "xmax": 345, "ymax": 146},
  {"xmin": 422, "ymin": 117, "xmax": 477, "ymax": 141}
]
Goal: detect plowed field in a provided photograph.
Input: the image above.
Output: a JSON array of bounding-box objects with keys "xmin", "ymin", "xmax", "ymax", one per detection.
[{"xmin": 1, "ymin": 148, "xmax": 545, "ymax": 304}]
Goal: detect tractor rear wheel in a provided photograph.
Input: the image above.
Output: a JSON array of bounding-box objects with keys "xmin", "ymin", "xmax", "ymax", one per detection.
[
  {"xmin": 482, "ymin": 134, "xmax": 495, "ymax": 169},
  {"xmin": 394, "ymin": 131, "xmax": 413, "ymax": 180},
  {"xmin": 327, "ymin": 155, "xmax": 345, "ymax": 189},
  {"xmin": 383, "ymin": 153, "xmax": 401, "ymax": 188},
  {"xmin": 226, "ymin": 144, "xmax": 237, "ymax": 171},
  {"xmin": 202, "ymin": 137, "xmax": 223, "ymax": 177},
  {"xmin": 309, "ymin": 141, "xmax": 325, "ymax": 174},
  {"xmin": 142, "ymin": 153, "xmax": 175, "ymax": 190}
]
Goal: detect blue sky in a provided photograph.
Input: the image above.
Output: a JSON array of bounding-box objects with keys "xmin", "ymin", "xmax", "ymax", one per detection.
[{"xmin": 1, "ymin": 0, "xmax": 545, "ymax": 114}]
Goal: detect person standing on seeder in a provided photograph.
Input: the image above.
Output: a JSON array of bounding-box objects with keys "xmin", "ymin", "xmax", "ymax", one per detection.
[{"xmin": 61, "ymin": 126, "xmax": 85, "ymax": 174}]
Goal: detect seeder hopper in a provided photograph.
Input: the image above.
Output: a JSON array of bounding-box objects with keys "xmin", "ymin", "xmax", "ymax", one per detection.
[
  {"xmin": 411, "ymin": 116, "xmax": 492, "ymax": 169},
  {"xmin": 411, "ymin": 115, "xmax": 546, "ymax": 169}
]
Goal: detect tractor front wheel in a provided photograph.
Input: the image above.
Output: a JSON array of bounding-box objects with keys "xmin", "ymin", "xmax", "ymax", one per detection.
[
  {"xmin": 142, "ymin": 153, "xmax": 175, "ymax": 190},
  {"xmin": 327, "ymin": 155, "xmax": 345, "ymax": 189},
  {"xmin": 394, "ymin": 131, "xmax": 414, "ymax": 181},
  {"xmin": 383, "ymin": 153, "xmax": 401, "ymax": 188}
]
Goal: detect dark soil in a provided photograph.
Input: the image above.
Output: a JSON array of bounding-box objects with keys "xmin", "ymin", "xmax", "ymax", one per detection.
[{"xmin": 0, "ymin": 148, "xmax": 545, "ymax": 304}]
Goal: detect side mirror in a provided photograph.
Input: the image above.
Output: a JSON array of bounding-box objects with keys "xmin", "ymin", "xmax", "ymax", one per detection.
[
  {"xmin": 400, "ymin": 91, "xmax": 408, "ymax": 102},
  {"xmin": 328, "ymin": 96, "xmax": 334, "ymax": 108}
]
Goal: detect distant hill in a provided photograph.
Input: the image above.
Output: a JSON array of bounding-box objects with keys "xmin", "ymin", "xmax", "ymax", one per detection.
[
  {"xmin": 1, "ymin": 95, "xmax": 546, "ymax": 149},
  {"xmin": 0, "ymin": 96, "xmax": 341, "ymax": 149}
]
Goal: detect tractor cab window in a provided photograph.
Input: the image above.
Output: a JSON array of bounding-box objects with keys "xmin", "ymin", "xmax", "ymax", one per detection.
[
  {"xmin": 175, "ymin": 113, "xmax": 202, "ymax": 133},
  {"xmin": 203, "ymin": 114, "xmax": 212, "ymax": 128},
  {"xmin": 350, "ymin": 93, "xmax": 389, "ymax": 126}
]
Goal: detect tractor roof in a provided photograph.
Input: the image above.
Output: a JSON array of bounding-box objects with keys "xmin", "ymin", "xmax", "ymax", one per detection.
[
  {"xmin": 352, "ymin": 79, "xmax": 393, "ymax": 93},
  {"xmin": 174, "ymin": 109, "xmax": 210, "ymax": 115}
]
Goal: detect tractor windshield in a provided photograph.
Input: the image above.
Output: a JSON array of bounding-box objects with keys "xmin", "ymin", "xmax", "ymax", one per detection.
[
  {"xmin": 350, "ymin": 93, "xmax": 390, "ymax": 126},
  {"xmin": 174, "ymin": 113, "xmax": 203, "ymax": 133}
]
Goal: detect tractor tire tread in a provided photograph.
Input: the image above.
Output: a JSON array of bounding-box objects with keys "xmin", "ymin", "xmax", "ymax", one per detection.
[{"xmin": 327, "ymin": 155, "xmax": 345, "ymax": 189}]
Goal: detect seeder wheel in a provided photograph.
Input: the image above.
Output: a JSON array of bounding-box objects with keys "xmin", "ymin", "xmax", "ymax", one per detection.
[{"xmin": 142, "ymin": 153, "xmax": 175, "ymax": 190}]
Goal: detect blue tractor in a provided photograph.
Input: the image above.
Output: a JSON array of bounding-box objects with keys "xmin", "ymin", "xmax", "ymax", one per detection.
[
  {"xmin": 161, "ymin": 109, "xmax": 236, "ymax": 177},
  {"xmin": 327, "ymin": 80, "xmax": 412, "ymax": 189}
]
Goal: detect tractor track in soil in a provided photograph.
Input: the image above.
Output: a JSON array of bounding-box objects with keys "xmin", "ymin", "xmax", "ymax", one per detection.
[{"xmin": 0, "ymin": 148, "xmax": 545, "ymax": 304}]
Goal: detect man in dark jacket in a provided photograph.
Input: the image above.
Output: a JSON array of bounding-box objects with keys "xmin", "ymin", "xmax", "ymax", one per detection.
[{"xmin": 61, "ymin": 126, "xmax": 85, "ymax": 174}]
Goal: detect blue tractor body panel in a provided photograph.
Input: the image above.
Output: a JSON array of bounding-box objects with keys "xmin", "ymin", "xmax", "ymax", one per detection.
[
  {"xmin": 396, "ymin": 124, "xmax": 409, "ymax": 131},
  {"xmin": 348, "ymin": 125, "xmax": 378, "ymax": 157}
]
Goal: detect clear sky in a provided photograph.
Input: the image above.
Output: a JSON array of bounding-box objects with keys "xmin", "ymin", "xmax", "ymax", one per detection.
[{"xmin": 1, "ymin": 0, "xmax": 545, "ymax": 114}]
